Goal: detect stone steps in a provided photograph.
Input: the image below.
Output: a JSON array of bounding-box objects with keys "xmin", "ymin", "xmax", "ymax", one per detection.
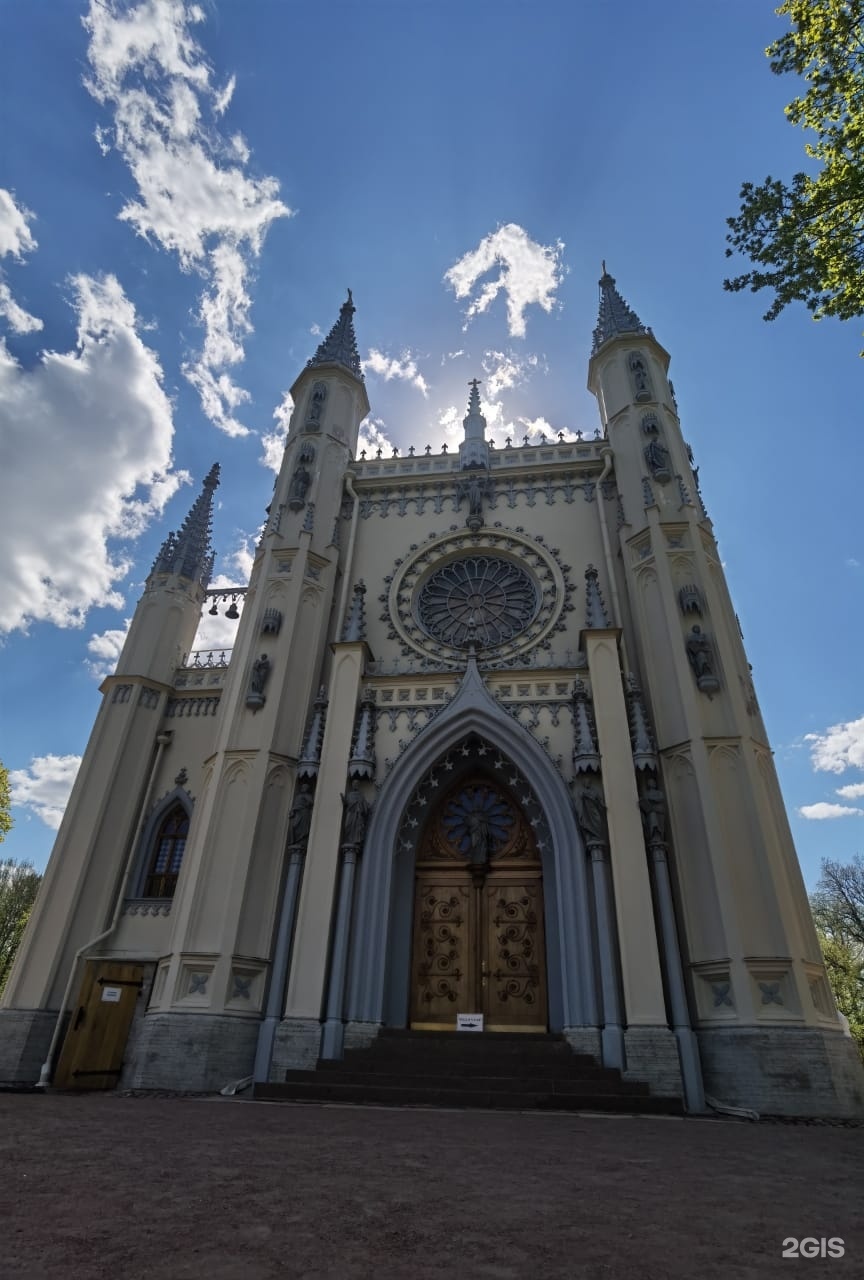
[{"xmin": 257, "ymin": 1031, "xmax": 684, "ymax": 1114}]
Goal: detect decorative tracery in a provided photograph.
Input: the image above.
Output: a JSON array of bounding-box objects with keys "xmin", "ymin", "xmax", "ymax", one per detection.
[{"xmin": 417, "ymin": 556, "xmax": 538, "ymax": 649}]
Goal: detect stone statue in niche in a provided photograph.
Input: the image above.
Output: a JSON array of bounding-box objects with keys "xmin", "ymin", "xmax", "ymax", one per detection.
[
  {"xmin": 466, "ymin": 808, "xmax": 493, "ymax": 862},
  {"xmin": 639, "ymin": 776, "xmax": 667, "ymax": 844},
  {"xmin": 629, "ymin": 353, "xmax": 651, "ymax": 402},
  {"xmin": 643, "ymin": 438, "xmax": 671, "ymax": 483},
  {"xmin": 305, "ymin": 380, "xmax": 327, "ymax": 430},
  {"xmin": 287, "ymin": 783, "xmax": 314, "ymax": 848},
  {"xmin": 341, "ymin": 780, "xmax": 370, "ymax": 847},
  {"xmin": 459, "ymin": 469, "xmax": 487, "ymax": 530},
  {"xmin": 287, "ymin": 461, "xmax": 311, "ymax": 508},
  {"xmin": 686, "ymin": 625, "xmax": 720, "ymax": 693},
  {"xmin": 574, "ymin": 775, "xmax": 608, "ymax": 849},
  {"xmin": 246, "ymin": 653, "xmax": 272, "ymax": 709}
]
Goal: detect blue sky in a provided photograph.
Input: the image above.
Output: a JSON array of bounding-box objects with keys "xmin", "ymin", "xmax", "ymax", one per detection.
[{"xmin": 1, "ymin": 0, "xmax": 862, "ymax": 885}]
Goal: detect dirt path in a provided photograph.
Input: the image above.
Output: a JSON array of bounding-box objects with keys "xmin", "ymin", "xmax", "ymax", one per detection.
[{"xmin": 1, "ymin": 1095, "xmax": 861, "ymax": 1279}]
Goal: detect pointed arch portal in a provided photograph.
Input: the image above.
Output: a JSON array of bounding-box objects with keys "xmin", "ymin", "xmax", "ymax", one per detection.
[{"xmin": 345, "ymin": 661, "xmax": 599, "ymax": 1034}]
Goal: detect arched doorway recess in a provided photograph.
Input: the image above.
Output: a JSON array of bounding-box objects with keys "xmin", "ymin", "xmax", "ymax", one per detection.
[{"xmin": 411, "ymin": 774, "xmax": 547, "ymax": 1031}]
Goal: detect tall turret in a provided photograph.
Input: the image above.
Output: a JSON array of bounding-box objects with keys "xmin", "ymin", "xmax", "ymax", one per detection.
[
  {"xmin": 117, "ymin": 465, "xmax": 220, "ymax": 683},
  {"xmin": 458, "ymin": 378, "xmax": 490, "ymax": 471},
  {"xmin": 587, "ymin": 267, "xmax": 847, "ymax": 1111}
]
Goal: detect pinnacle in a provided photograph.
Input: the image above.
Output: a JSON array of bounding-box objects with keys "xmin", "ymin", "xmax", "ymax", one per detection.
[
  {"xmin": 307, "ymin": 289, "xmax": 364, "ymax": 380},
  {"xmin": 150, "ymin": 464, "xmax": 219, "ymax": 589},
  {"xmin": 592, "ymin": 266, "xmax": 649, "ymax": 354}
]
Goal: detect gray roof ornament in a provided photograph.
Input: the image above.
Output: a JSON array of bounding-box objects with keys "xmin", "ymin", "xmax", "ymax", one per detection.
[
  {"xmin": 349, "ymin": 689, "xmax": 376, "ymax": 780},
  {"xmin": 584, "ymin": 564, "xmax": 611, "ymax": 629},
  {"xmin": 459, "ymin": 377, "xmax": 490, "ymax": 473},
  {"xmin": 306, "ymin": 290, "xmax": 364, "ymax": 381},
  {"xmin": 342, "ymin": 579, "xmax": 367, "ymax": 642},
  {"xmin": 591, "ymin": 264, "xmax": 649, "ymax": 355},
  {"xmin": 572, "ymin": 678, "xmax": 601, "ymax": 774},
  {"xmin": 626, "ymin": 675, "xmax": 658, "ymax": 772},
  {"xmin": 298, "ymin": 686, "xmax": 328, "ymax": 779},
  {"xmin": 151, "ymin": 463, "xmax": 220, "ymax": 589}
]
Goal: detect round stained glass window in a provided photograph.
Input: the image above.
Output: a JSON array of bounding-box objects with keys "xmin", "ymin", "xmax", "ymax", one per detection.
[{"xmin": 416, "ymin": 556, "xmax": 538, "ymax": 649}]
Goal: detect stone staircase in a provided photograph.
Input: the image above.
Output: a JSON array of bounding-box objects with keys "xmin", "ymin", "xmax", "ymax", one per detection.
[{"xmin": 256, "ymin": 1030, "xmax": 683, "ymax": 1113}]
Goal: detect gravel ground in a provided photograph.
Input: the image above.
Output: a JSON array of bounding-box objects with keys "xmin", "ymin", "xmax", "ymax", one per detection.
[{"xmin": 1, "ymin": 1094, "xmax": 861, "ymax": 1280}]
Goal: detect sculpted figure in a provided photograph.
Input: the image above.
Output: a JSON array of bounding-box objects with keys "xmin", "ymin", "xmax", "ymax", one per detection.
[
  {"xmin": 574, "ymin": 777, "xmax": 608, "ymax": 847},
  {"xmin": 288, "ymin": 462, "xmax": 310, "ymax": 504},
  {"xmin": 306, "ymin": 381, "xmax": 327, "ymax": 427},
  {"xmin": 287, "ymin": 783, "xmax": 314, "ymax": 847},
  {"xmin": 686, "ymin": 625, "xmax": 713, "ymax": 679},
  {"xmin": 249, "ymin": 653, "xmax": 271, "ymax": 695},
  {"xmin": 466, "ymin": 807, "xmax": 493, "ymax": 861},
  {"xmin": 639, "ymin": 778, "xmax": 667, "ymax": 843},
  {"xmin": 341, "ymin": 780, "xmax": 370, "ymax": 847},
  {"xmin": 644, "ymin": 438, "xmax": 670, "ymax": 478}
]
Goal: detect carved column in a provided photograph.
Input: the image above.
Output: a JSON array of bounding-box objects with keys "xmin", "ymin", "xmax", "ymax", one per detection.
[
  {"xmin": 320, "ymin": 845, "xmax": 361, "ymax": 1060},
  {"xmin": 588, "ymin": 844, "xmax": 625, "ymax": 1069},
  {"xmin": 253, "ymin": 844, "xmax": 306, "ymax": 1083}
]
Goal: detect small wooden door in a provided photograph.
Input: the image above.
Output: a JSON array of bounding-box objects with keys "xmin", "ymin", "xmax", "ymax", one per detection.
[
  {"xmin": 410, "ymin": 778, "xmax": 547, "ymax": 1032},
  {"xmin": 54, "ymin": 961, "xmax": 144, "ymax": 1090}
]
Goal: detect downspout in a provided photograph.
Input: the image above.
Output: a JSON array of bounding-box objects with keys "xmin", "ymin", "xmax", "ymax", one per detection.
[
  {"xmin": 336, "ymin": 471, "xmax": 360, "ymax": 637},
  {"xmin": 36, "ymin": 729, "xmax": 173, "ymax": 1087},
  {"xmin": 595, "ymin": 447, "xmax": 629, "ymax": 670}
]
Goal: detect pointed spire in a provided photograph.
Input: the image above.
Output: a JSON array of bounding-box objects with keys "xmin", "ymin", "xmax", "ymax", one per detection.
[
  {"xmin": 572, "ymin": 678, "xmax": 601, "ymax": 774},
  {"xmin": 349, "ymin": 689, "xmax": 376, "ymax": 780},
  {"xmin": 625, "ymin": 675, "xmax": 658, "ymax": 772},
  {"xmin": 298, "ymin": 686, "xmax": 328, "ymax": 780},
  {"xmin": 307, "ymin": 290, "xmax": 364, "ymax": 380},
  {"xmin": 341, "ymin": 580, "xmax": 367, "ymax": 642},
  {"xmin": 584, "ymin": 564, "xmax": 611, "ymax": 629},
  {"xmin": 591, "ymin": 265, "xmax": 648, "ymax": 354},
  {"xmin": 151, "ymin": 464, "xmax": 219, "ymax": 589},
  {"xmin": 459, "ymin": 377, "xmax": 490, "ymax": 471}
]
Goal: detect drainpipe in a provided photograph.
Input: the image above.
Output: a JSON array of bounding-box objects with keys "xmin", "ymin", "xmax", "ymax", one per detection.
[
  {"xmin": 595, "ymin": 448, "xmax": 629, "ymax": 670},
  {"xmin": 336, "ymin": 472, "xmax": 360, "ymax": 637},
  {"xmin": 36, "ymin": 729, "xmax": 173, "ymax": 1087}
]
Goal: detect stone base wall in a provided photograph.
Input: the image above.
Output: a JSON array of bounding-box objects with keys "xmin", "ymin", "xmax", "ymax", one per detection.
[
  {"xmin": 623, "ymin": 1025, "xmax": 683, "ymax": 1098},
  {"xmin": 269, "ymin": 1017, "xmax": 322, "ymax": 1077},
  {"xmin": 121, "ymin": 1012, "xmax": 259, "ymax": 1091},
  {"xmin": 0, "ymin": 1009, "xmax": 60, "ymax": 1084},
  {"xmin": 344, "ymin": 1020, "xmax": 382, "ymax": 1053},
  {"xmin": 562, "ymin": 1027, "xmax": 602, "ymax": 1060},
  {"xmin": 698, "ymin": 1025, "xmax": 864, "ymax": 1118}
]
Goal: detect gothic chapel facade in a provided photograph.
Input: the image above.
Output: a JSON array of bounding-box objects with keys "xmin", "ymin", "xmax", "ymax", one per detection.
[{"xmin": 2, "ymin": 277, "xmax": 862, "ymax": 1116}]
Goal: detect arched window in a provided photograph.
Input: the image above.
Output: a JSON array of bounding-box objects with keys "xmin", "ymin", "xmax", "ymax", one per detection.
[{"xmin": 143, "ymin": 805, "xmax": 189, "ymax": 899}]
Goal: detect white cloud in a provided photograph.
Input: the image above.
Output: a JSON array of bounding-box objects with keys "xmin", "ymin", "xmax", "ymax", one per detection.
[
  {"xmin": 83, "ymin": 0, "xmax": 292, "ymax": 436},
  {"xmin": 363, "ymin": 348, "xmax": 429, "ymax": 397},
  {"xmin": 0, "ymin": 272, "xmax": 184, "ymax": 634},
  {"xmin": 845, "ymin": 557, "xmax": 861, "ymax": 570},
  {"xmin": 10, "ymin": 754, "xmax": 82, "ymax": 830},
  {"xmin": 836, "ymin": 782, "xmax": 864, "ymax": 799},
  {"xmin": 0, "ymin": 188, "xmax": 37, "ymax": 259},
  {"xmin": 310, "ymin": 323, "xmax": 322, "ymax": 337},
  {"xmin": 0, "ymin": 189, "xmax": 43, "ymax": 334},
  {"xmin": 358, "ymin": 415, "xmax": 395, "ymax": 457},
  {"xmin": 86, "ymin": 621, "xmax": 131, "ymax": 678},
  {"xmin": 260, "ymin": 391, "xmax": 293, "ymax": 473},
  {"xmin": 805, "ymin": 716, "xmax": 864, "ymax": 774},
  {"xmin": 798, "ymin": 802, "xmax": 864, "ymax": 821},
  {"xmin": 444, "ymin": 223, "xmax": 565, "ymax": 338}
]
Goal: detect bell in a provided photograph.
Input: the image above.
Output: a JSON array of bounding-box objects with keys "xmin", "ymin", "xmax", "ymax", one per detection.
[
  {"xmin": 225, "ymin": 601, "xmax": 240, "ymax": 620},
  {"xmin": 208, "ymin": 601, "xmax": 219, "ymax": 616}
]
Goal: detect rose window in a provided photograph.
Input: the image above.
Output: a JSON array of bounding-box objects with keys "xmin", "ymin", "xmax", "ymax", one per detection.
[{"xmin": 416, "ymin": 556, "xmax": 538, "ymax": 649}]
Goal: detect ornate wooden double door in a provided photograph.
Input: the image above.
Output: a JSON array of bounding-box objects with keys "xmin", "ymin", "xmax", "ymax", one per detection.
[{"xmin": 410, "ymin": 777, "xmax": 547, "ymax": 1032}]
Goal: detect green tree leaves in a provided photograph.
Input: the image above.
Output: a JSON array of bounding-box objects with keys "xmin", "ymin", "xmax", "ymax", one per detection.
[
  {"xmin": 0, "ymin": 857, "xmax": 41, "ymax": 997},
  {"xmin": 811, "ymin": 854, "xmax": 864, "ymax": 1053},
  {"xmin": 724, "ymin": 1, "xmax": 864, "ymax": 349}
]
